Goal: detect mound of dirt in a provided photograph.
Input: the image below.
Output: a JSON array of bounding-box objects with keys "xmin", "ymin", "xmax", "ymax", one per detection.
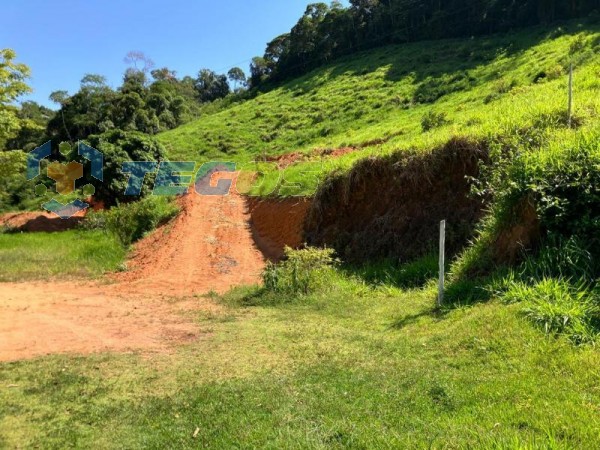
[
  {"xmin": 0, "ymin": 211, "xmax": 84, "ymax": 232},
  {"xmin": 305, "ymin": 137, "xmax": 488, "ymax": 262},
  {"xmin": 116, "ymin": 190, "xmax": 266, "ymax": 295}
]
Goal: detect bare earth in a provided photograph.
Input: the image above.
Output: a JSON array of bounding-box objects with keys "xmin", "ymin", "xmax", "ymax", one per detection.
[{"xmin": 0, "ymin": 183, "xmax": 267, "ymax": 362}]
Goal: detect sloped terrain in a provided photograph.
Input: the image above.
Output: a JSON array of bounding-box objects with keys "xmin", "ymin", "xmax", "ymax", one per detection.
[
  {"xmin": 305, "ymin": 137, "xmax": 487, "ymax": 262},
  {"xmin": 159, "ymin": 20, "xmax": 600, "ymax": 199}
]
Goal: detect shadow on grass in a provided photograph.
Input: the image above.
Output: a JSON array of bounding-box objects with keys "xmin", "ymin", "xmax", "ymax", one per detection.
[
  {"xmin": 388, "ymin": 307, "xmax": 447, "ymax": 330},
  {"xmin": 342, "ymin": 254, "xmax": 438, "ymax": 291}
]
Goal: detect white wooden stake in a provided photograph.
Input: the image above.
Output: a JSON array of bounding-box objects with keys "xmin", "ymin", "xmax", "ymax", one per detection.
[
  {"xmin": 438, "ymin": 220, "xmax": 446, "ymax": 308},
  {"xmin": 568, "ymin": 63, "xmax": 573, "ymax": 129}
]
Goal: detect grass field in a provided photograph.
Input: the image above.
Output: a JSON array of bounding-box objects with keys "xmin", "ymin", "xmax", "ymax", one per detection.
[
  {"xmin": 1, "ymin": 272, "xmax": 599, "ymax": 448},
  {"xmin": 0, "ymin": 230, "xmax": 125, "ymax": 281}
]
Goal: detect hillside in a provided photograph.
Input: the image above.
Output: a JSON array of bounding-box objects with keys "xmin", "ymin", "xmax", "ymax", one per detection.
[
  {"xmin": 3, "ymin": 10, "xmax": 600, "ymax": 448},
  {"xmin": 158, "ymin": 19, "xmax": 600, "ymax": 196}
]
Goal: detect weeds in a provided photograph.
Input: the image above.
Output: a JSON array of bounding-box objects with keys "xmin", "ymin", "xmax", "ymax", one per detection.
[
  {"xmin": 263, "ymin": 247, "xmax": 338, "ymax": 295},
  {"xmin": 421, "ymin": 110, "xmax": 449, "ymax": 132},
  {"xmin": 504, "ymin": 278, "xmax": 600, "ymax": 344}
]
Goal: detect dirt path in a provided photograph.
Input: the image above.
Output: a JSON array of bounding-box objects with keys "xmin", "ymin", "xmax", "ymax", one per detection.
[
  {"xmin": 115, "ymin": 186, "xmax": 266, "ymax": 295},
  {"xmin": 0, "ymin": 182, "xmax": 267, "ymax": 362}
]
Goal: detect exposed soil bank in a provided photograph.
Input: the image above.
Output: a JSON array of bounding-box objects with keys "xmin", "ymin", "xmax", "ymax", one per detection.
[
  {"xmin": 246, "ymin": 197, "xmax": 312, "ymax": 260},
  {"xmin": 305, "ymin": 137, "xmax": 488, "ymax": 262},
  {"xmin": 0, "ymin": 211, "xmax": 83, "ymax": 232}
]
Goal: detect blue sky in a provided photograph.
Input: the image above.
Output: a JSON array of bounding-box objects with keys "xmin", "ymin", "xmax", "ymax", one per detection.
[{"xmin": 2, "ymin": 0, "xmax": 348, "ymax": 108}]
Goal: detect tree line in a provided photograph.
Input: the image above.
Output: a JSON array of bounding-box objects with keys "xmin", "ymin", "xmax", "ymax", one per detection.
[
  {"xmin": 2, "ymin": 50, "xmax": 249, "ymax": 152},
  {"xmin": 249, "ymin": 0, "xmax": 600, "ymax": 86},
  {"xmin": 0, "ymin": 49, "xmax": 249, "ymax": 209}
]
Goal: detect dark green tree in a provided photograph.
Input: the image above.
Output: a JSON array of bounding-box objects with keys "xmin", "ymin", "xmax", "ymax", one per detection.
[
  {"xmin": 85, "ymin": 129, "xmax": 165, "ymax": 206},
  {"xmin": 227, "ymin": 67, "xmax": 247, "ymax": 91},
  {"xmin": 194, "ymin": 69, "xmax": 230, "ymax": 102}
]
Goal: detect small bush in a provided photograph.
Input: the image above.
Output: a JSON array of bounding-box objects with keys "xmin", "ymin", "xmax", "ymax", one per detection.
[
  {"xmin": 263, "ymin": 247, "xmax": 338, "ymax": 295},
  {"xmin": 421, "ymin": 111, "xmax": 448, "ymax": 132},
  {"xmin": 569, "ymin": 35, "xmax": 587, "ymax": 55},
  {"xmin": 84, "ymin": 196, "xmax": 179, "ymax": 247}
]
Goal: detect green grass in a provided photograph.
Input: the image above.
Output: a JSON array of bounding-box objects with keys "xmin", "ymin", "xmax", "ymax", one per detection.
[
  {"xmin": 0, "ymin": 230, "xmax": 126, "ymax": 281},
  {"xmin": 1, "ymin": 272, "xmax": 600, "ymax": 447},
  {"xmin": 158, "ymin": 19, "xmax": 600, "ymax": 197}
]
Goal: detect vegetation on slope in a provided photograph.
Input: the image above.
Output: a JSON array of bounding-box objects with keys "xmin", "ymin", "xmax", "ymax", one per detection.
[
  {"xmin": 249, "ymin": 0, "xmax": 600, "ymax": 86},
  {"xmin": 159, "ymin": 19, "xmax": 600, "ymax": 196}
]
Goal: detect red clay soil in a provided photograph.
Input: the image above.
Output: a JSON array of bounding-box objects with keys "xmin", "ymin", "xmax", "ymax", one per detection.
[
  {"xmin": 246, "ymin": 197, "xmax": 311, "ymax": 260},
  {"xmin": 0, "ymin": 174, "xmax": 308, "ymax": 362},
  {"xmin": 0, "ymin": 282, "xmax": 211, "ymax": 362},
  {"xmin": 114, "ymin": 184, "xmax": 267, "ymax": 295},
  {"xmin": 264, "ymin": 146, "xmax": 357, "ymax": 169},
  {"xmin": 305, "ymin": 137, "xmax": 488, "ymax": 262}
]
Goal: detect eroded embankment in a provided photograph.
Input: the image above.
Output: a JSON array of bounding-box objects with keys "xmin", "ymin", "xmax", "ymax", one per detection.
[
  {"xmin": 246, "ymin": 197, "xmax": 312, "ymax": 260},
  {"xmin": 304, "ymin": 137, "xmax": 488, "ymax": 262}
]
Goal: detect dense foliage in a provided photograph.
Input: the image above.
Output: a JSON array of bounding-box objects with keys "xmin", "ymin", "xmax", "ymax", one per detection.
[
  {"xmin": 46, "ymin": 70, "xmax": 198, "ymax": 142},
  {"xmin": 84, "ymin": 130, "xmax": 166, "ymax": 206},
  {"xmin": 250, "ymin": 0, "xmax": 600, "ymax": 86},
  {"xmin": 0, "ymin": 49, "xmax": 32, "ymax": 149}
]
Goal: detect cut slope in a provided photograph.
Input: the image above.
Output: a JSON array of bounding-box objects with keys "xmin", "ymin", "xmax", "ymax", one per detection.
[{"xmin": 305, "ymin": 138, "xmax": 487, "ymax": 262}]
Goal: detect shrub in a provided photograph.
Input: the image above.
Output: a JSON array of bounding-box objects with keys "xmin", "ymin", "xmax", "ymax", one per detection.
[
  {"xmin": 84, "ymin": 196, "xmax": 179, "ymax": 246},
  {"xmin": 263, "ymin": 247, "xmax": 338, "ymax": 295},
  {"xmin": 421, "ymin": 111, "xmax": 448, "ymax": 132}
]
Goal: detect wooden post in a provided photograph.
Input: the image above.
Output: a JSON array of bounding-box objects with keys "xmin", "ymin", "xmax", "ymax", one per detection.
[
  {"xmin": 438, "ymin": 220, "xmax": 446, "ymax": 308},
  {"xmin": 568, "ymin": 63, "xmax": 573, "ymax": 129}
]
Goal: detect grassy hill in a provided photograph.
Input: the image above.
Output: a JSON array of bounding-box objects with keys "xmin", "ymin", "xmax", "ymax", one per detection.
[{"xmin": 158, "ymin": 19, "xmax": 600, "ymax": 196}]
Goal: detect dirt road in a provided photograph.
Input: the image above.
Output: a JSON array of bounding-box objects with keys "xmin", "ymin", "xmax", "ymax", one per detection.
[{"xmin": 0, "ymin": 186, "xmax": 267, "ymax": 362}]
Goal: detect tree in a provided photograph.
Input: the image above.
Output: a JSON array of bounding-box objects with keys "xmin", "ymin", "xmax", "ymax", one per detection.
[
  {"xmin": 6, "ymin": 101, "xmax": 54, "ymax": 152},
  {"xmin": 85, "ymin": 129, "xmax": 166, "ymax": 206},
  {"xmin": 0, "ymin": 49, "xmax": 32, "ymax": 148},
  {"xmin": 151, "ymin": 67, "xmax": 177, "ymax": 82},
  {"xmin": 227, "ymin": 67, "xmax": 247, "ymax": 90},
  {"xmin": 194, "ymin": 69, "xmax": 230, "ymax": 102},
  {"xmin": 80, "ymin": 73, "xmax": 108, "ymax": 89},
  {"xmin": 123, "ymin": 51, "xmax": 155, "ymax": 74},
  {"xmin": 249, "ymin": 57, "xmax": 270, "ymax": 87}
]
